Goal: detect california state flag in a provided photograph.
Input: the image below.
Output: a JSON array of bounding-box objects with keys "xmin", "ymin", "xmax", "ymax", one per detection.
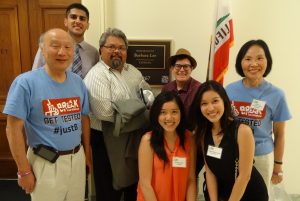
[{"xmin": 209, "ymin": 0, "xmax": 234, "ymax": 84}]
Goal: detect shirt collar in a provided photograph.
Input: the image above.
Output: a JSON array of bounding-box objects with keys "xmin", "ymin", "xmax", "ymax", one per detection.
[
  {"xmin": 77, "ymin": 41, "xmax": 87, "ymax": 51},
  {"xmin": 174, "ymin": 77, "xmax": 192, "ymax": 92}
]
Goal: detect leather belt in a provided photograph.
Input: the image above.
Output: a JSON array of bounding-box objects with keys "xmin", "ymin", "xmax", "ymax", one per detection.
[
  {"xmin": 58, "ymin": 145, "xmax": 81, "ymax": 155},
  {"xmin": 33, "ymin": 144, "xmax": 81, "ymax": 155}
]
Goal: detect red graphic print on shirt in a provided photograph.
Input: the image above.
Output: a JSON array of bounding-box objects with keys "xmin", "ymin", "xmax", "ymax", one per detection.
[
  {"xmin": 231, "ymin": 101, "xmax": 266, "ymax": 119},
  {"xmin": 42, "ymin": 97, "xmax": 81, "ymax": 116}
]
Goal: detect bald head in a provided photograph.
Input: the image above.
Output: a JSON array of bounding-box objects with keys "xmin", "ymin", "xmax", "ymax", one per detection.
[
  {"xmin": 42, "ymin": 28, "xmax": 74, "ymax": 47},
  {"xmin": 41, "ymin": 28, "xmax": 75, "ymax": 73}
]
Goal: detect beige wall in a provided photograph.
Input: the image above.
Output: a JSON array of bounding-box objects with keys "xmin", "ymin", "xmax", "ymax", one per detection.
[{"xmin": 83, "ymin": 0, "xmax": 300, "ymax": 194}]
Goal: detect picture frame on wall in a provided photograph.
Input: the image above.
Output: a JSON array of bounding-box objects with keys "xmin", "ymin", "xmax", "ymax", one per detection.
[{"xmin": 127, "ymin": 40, "xmax": 171, "ymax": 86}]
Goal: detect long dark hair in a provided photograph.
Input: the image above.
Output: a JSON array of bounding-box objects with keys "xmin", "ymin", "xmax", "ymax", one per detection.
[
  {"xmin": 191, "ymin": 80, "xmax": 233, "ymax": 151},
  {"xmin": 150, "ymin": 91, "xmax": 186, "ymax": 163}
]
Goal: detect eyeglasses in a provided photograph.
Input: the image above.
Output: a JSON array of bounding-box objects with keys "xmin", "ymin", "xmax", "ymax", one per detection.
[
  {"xmin": 103, "ymin": 45, "xmax": 127, "ymax": 52},
  {"xmin": 174, "ymin": 64, "xmax": 192, "ymax": 70}
]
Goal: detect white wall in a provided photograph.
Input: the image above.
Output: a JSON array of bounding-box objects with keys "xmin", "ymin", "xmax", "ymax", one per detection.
[{"xmin": 83, "ymin": 0, "xmax": 300, "ymax": 194}]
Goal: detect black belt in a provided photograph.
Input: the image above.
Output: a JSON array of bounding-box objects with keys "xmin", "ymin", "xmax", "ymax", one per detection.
[
  {"xmin": 33, "ymin": 144, "xmax": 81, "ymax": 156},
  {"xmin": 57, "ymin": 145, "xmax": 81, "ymax": 155}
]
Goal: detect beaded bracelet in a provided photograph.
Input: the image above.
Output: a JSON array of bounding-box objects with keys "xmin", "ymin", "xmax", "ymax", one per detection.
[
  {"xmin": 274, "ymin": 160, "xmax": 283, "ymax": 165},
  {"xmin": 17, "ymin": 171, "xmax": 32, "ymax": 179}
]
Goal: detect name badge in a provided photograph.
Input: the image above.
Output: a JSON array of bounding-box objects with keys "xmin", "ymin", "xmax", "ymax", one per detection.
[
  {"xmin": 250, "ymin": 99, "xmax": 266, "ymax": 111},
  {"xmin": 172, "ymin": 157, "xmax": 186, "ymax": 168},
  {"xmin": 207, "ymin": 145, "xmax": 222, "ymax": 159}
]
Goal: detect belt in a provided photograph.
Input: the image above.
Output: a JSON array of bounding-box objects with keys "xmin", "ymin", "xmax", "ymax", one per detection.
[
  {"xmin": 33, "ymin": 144, "xmax": 81, "ymax": 156},
  {"xmin": 58, "ymin": 145, "xmax": 81, "ymax": 155}
]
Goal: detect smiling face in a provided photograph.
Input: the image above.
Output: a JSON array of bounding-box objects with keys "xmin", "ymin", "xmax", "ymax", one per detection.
[
  {"xmin": 200, "ymin": 90, "xmax": 224, "ymax": 124},
  {"xmin": 171, "ymin": 58, "xmax": 193, "ymax": 84},
  {"xmin": 64, "ymin": 8, "xmax": 89, "ymax": 40},
  {"xmin": 158, "ymin": 100, "xmax": 181, "ymax": 134},
  {"xmin": 42, "ymin": 29, "xmax": 74, "ymax": 72},
  {"xmin": 241, "ymin": 45, "xmax": 267, "ymax": 83},
  {"xmin": 100, "ymin": 36, "xmax": 127, "ymax": 71}
]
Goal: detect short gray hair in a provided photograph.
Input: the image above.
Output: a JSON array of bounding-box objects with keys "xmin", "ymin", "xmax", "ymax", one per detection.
[{"xmin": 99, "ymin": 27, "xmax": 128, "ymax": 49}]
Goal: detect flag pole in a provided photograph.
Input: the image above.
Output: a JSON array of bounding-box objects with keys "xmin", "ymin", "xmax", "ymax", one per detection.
[
  {"xmin": 206, "ymin": 36, "xmax": 213, "ymax": 82},
  {"xmin": 206, "ymin": 0, "xmax": 218, "ymax": 82}
]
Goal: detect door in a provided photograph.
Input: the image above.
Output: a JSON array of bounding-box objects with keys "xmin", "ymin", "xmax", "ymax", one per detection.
[
  {"xmin": 27, "ymin": 0, "xmax": 80, "ymax": 66},
  {"xmin": 0, "ymin": 0, "xmax": 79, "ymax": 178}
]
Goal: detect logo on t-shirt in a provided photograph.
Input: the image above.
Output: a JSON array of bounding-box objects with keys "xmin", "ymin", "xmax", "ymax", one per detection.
[
  {"xmin": 231, "ymin": 101, "xmax": 266, "ymax": 127},
  {"xmin": 42, "ymin": 97, "xmax": 81, "ymax": 116},
  {"xmin": 231, "ymin": 101, "xmax": 266, "ymax": 119}
]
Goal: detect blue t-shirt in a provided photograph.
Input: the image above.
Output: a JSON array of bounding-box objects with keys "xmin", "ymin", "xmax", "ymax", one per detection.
[
  {"xmin": 3, "ymin": 68, "xmax": 89, "ymax": 150},
  {"xmin": 226, "ymin": 80, "xmax": 291, "ymax": 156}
]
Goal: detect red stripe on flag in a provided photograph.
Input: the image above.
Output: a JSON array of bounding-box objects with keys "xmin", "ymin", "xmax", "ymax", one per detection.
[
  {"xmin": 209, "ymin": 2, "xmax": 234, "ymax": 85},
  {"xmin": 214, "ymin": 19, "xmax": 233, "ymax": 83},
  {"xmin": 213, "ymin": 39, "xmax": 231, "ymax": 82}
]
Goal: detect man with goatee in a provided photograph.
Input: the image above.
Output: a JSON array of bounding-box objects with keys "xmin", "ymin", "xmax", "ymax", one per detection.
[{"xmin": 84, "ymin": 27, "xmax": 150, "ymax": 201}]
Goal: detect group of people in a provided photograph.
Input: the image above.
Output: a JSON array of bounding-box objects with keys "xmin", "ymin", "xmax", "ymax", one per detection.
[{"xmin": 3, "ymin": 2, "xmax": 291, "ymax": 201}]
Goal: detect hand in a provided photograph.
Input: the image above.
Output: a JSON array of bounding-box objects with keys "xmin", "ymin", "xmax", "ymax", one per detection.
[
  {"xmin": 271, "ymin": 173, "xmax": 283, "ymax": 184},
  {"xmin": 18, "ymin": 173, "xmax": 36, "ymax": 194},
  {"xmin": 85, "ymin": 155, "xmax": 93, "ymax": 175},
  {"xmin": 271, "ymin": 164, "xmax": 283, "ymax": 184}
]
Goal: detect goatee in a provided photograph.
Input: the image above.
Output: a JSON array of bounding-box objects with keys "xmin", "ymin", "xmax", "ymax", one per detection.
[{"xmin": 111, "ymin": 59, "xmax": 122, "ymax": 69}]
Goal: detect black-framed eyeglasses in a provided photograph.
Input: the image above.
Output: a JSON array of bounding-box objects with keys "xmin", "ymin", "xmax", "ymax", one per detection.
[
  {"xmin": 174, "ymin": 64, "xmax": 192, "ymax": 70},
  {"xmin": 103, "ymin": 45, "xmax": 127, "ymax": 52}
]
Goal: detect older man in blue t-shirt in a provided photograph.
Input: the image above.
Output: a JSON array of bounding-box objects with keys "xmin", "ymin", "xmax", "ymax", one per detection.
[{"xmin": 4, "ymin": 28, "xmax": 91, "ymax": 201}]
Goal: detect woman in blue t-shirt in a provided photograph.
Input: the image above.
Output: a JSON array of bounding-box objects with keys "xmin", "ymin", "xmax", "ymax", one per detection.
[{"xmin": 226, "ymin": 39, "xmax": 292, "ymax": 197}]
